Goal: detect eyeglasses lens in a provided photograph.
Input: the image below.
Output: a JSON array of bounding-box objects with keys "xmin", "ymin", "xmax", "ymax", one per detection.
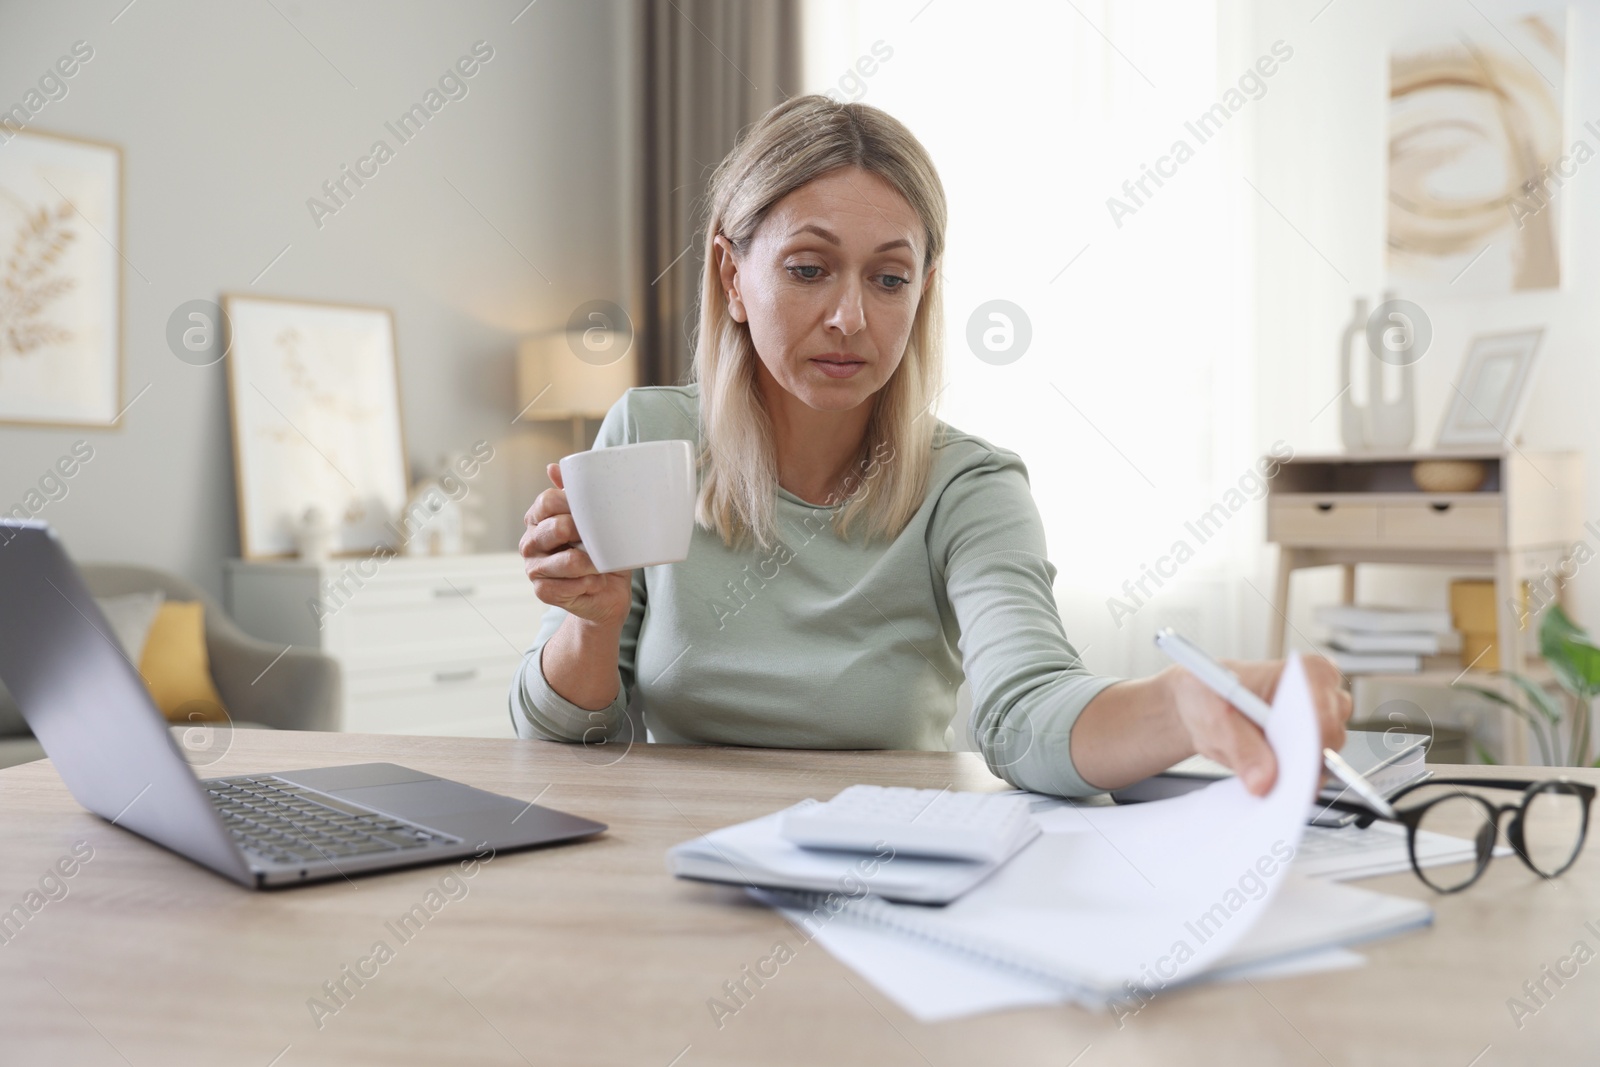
[
  {"xmin": 1415, "ymin": 793, "xmax": 1496, "ymax": 892},
  {"xmin": 1519, "ymin": 783, "xmax": 1587, "ymax": 878}
]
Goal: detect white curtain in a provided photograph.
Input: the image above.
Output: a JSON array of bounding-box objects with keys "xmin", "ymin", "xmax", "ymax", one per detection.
[{"xmin": 802, "ymin": 0, "xmax": 1263, "ymax": 684}]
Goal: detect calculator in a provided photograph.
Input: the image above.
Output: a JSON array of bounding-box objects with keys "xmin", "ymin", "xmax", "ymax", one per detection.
[{"xmin": 779, "ymin": 785, "xmax": 1041, "ymax": 865}]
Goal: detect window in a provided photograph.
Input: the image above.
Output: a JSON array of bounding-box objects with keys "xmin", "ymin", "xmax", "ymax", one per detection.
[{"xmin": 803, "ymin": 0, "xmax": 1259, "ymax": 675}]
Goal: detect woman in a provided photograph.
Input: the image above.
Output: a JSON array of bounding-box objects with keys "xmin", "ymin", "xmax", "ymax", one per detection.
[{"xmin": 512, "ymin": 94, "xmax": 1349, "ymax": 798}]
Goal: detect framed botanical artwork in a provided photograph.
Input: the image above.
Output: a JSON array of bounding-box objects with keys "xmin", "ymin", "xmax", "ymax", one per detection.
[
  {"xmin": 0, "ymin": 128, "xmax": 122, "ymax": 426},
  {"xmin": 222, "ymin": 294, "xmax": 409, "ymax": 560},
  {"xmin": 1435, "ymin": 328, "xmax": 1544, "ymax": 449}
]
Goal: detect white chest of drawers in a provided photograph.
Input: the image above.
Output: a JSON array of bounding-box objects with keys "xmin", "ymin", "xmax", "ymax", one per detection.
[{"xmin": 225, "ymin": 553, "xmax": 545, "ymax": 737}]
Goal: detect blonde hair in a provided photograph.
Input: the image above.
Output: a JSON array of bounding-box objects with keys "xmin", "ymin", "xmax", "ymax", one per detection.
[{"xmin": 692, "ymin": 94, "xmax": 947, "ymax": 550}]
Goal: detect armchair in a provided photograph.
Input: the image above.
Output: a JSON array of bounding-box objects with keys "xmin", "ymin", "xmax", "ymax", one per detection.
[{"xmin": 0, "ymin": 563, "xmax": 340, "ymax": 769}]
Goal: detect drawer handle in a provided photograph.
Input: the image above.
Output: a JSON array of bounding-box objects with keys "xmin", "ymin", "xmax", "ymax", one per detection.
[
  {"xmin": 1315, "ymin": 502, "xmax": 1334, "ymax": 513},
  {"xmin": 433, "ymin": 668, "xmax": 479, "ymax": 684},
  {"xmin": 1430, "ymin": 502, "xmax": 1452, "ymax": 513},
  {"xmin": 435, "ymin": 585, "xmax": 476, "ymax": 598}
]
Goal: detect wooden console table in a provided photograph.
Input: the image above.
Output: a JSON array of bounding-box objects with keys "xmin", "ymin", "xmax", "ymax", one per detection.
[{"xmin": 1265, "ymin": 449, "xmax": 1585, "ymax": 762}]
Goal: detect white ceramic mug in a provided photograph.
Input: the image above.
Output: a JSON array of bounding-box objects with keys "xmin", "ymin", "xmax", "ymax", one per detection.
[{"xmin": 558, "ymin": 439, "xmax": 696, "ymax": 573}]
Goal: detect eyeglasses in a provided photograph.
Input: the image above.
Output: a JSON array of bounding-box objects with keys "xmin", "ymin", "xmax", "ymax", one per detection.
[{"xmin": 1322, "ymin": 777, "xmax": 1595, "ymax": 893}]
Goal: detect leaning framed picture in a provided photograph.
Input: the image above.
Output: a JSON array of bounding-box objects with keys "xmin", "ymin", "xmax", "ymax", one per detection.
[
  {"xmin": 222, "ymin": 294, "xmax": 409, "ymax": 560},
  {"xmin": 0, "ymin": 128, "xmax": 122, "ymax": 427},
  {"xmin": 1435, "ymin": 328, "xmax": 1544, "ymax": 449}
]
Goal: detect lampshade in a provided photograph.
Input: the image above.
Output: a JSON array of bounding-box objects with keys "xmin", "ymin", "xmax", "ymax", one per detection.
[{"xmin": 516, "ymin": 329, "xmax": 636, "ymax": 421}]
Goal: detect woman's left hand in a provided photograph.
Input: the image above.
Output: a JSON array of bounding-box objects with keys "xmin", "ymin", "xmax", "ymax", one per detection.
[{"xmin": 1163, "ymin": 655, "xmax": 1352, "ymax": 797}]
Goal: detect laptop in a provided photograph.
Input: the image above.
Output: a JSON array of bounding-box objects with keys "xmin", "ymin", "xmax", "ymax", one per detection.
[
  {"xmin": 0, "ymin": 520, "xmax": 606, "ymax": 888},
  {"xmin": 1109, "ymin": 728, "xmax": 1432, "ymax": 827}
]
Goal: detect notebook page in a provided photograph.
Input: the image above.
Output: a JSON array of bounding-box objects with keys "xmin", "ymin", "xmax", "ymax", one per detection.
[{"xmin": 816, "ymin": 652, "xmax": 1326, "ymax": 1001}]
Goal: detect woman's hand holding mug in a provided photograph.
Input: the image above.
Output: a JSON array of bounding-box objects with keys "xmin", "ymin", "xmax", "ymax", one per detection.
[
  {"xmin": 520, "ymin": 462, "xmax": 633, "ymax": 629},
  {"xmin": 521, "ymin": 439, "xmax": 696, "ymax": 628}
]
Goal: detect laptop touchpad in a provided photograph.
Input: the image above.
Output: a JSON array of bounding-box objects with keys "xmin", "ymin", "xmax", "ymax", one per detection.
[{"xmin": 334, "ymin": 780, "xmax": 509, "ymax": 821}]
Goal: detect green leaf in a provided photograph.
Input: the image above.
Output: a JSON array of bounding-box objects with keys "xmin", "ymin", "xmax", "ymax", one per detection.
[
  {"xmin": 1541, "ymin": 603, "xmax": 1587, "ymax": 639},
  {"xmin": 1473, "ymin": 738, "xmax": 1499, "ymax": 766},
  {"xmin": 1502, "ymin": 671, "xmax": 1564, "ymax": 725},
  {"xmin": 1548, "ymin": 635, "xmax": 1600, "ymax": 700},
  {"xmin": 1454, "ymin": 682, "xmax": 1517, "ymax": 708},
  {"xmin": 1454, "ymin": 683, "xmax": 1556, "ymax": 765},
  {"xmin": 1539, "ymin": 605, "xmax": 1600, "ymax": 699}
]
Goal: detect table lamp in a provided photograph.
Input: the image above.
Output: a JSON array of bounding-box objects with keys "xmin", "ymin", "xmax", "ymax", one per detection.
[{"xmin": 516, "ymin": 328, "xmax": 636, "ymax": 450}]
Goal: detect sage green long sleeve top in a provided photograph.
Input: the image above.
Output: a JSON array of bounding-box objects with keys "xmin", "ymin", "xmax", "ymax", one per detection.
[{"xmin": 507, "ymin": 384, "xmax": 1126, "ymax": 797}]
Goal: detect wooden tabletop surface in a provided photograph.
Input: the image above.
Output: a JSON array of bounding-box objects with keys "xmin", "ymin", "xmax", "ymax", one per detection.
[{"xmin": 1, "ymin": 729, "xmax": 1597, "ymax": 1066}]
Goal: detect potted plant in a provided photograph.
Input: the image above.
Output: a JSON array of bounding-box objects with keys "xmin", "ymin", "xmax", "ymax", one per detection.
[{"xmin": 1453, "ymin": 604, "xmax": 1600, "ymax": 766}]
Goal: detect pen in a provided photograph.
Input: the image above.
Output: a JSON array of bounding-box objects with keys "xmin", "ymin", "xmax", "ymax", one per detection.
[{"xmin": 1152, "ymin": 627, "xmax": 1398, "ymax": 819}]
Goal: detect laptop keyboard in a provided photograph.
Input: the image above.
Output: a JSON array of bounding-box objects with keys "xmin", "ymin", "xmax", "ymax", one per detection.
[{"xmin": 204, "ymin": 775, "xmax": 459, "ymax": 868}]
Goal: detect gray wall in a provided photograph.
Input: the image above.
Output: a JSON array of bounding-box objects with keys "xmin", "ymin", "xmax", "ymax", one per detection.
[{"xmin": 0, "ymin": 0, "xmax": 629, "ymax": 596}]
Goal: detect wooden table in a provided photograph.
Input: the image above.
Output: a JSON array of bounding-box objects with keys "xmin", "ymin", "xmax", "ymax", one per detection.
[{"xmin": 1, "ymin": 731, "xmax": 1597, "ymax": 1066}]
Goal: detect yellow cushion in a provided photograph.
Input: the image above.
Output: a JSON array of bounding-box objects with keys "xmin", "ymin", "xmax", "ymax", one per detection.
[{"xmin": 138, "ymin": 602, "xmax": 229, "ymax": 723}]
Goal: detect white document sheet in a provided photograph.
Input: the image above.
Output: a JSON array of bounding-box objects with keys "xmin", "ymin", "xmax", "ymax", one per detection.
[
  {"xmin": 760, "ymin": 654, "xmax": 1428, "ymax": 1018},
  {"xmin": 877, "ymin": 652, "xmax": 1328, "ymax": 995}
]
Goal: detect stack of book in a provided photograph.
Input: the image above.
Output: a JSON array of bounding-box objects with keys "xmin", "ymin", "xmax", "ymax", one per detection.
[{"xmin": 1313, "ymin": 603, "xmax": 1458, "ymax": 674}]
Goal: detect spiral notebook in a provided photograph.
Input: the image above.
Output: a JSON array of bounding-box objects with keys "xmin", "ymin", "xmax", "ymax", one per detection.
[
  {"xmin": 747, "ymin": 655, "xmax": 1434, "ymax": 1011},
  {"xmin": 668, "ymin": 800, "xmax": 1016, "ymax": 904},
  {"xmin": 760, "ymin": 854, "xmax": 1430, "ymax": 1006}
]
